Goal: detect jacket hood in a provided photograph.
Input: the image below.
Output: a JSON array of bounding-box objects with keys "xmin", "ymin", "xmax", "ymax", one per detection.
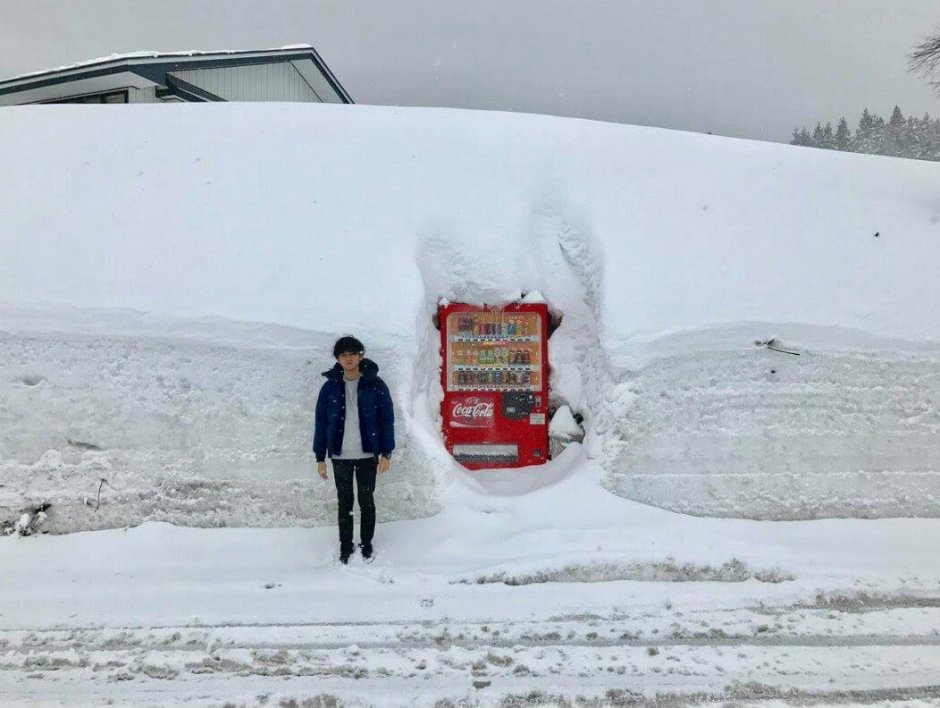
[{"xmin": 322, "ymin": 357, "xmax": 380, "ymax": 382}]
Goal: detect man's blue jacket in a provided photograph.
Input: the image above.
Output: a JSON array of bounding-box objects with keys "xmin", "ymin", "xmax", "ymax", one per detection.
[{"xmin": 313, "ymin": 358, "xmax": 395, "ymax": 462}]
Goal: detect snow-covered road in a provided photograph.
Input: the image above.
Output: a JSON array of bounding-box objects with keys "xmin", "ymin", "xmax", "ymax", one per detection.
[
  {"xmin": 2, "ymin": 477, "xmax": 938, "ymax": 706},
  {"xmin": 2, "ymin": 583, "xmax": 937, "ymax": 705}
]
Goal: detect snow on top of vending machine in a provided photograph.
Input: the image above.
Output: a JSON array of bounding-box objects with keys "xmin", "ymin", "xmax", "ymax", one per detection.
[{"xmin": 520, "ymin": 291, "xmax": 546, "ymax": 304}]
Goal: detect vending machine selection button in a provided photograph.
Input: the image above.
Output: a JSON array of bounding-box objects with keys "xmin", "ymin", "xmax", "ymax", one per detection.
[{"xmin": 529, "ymin": 413, "xmax": 546, "ymax": 425}]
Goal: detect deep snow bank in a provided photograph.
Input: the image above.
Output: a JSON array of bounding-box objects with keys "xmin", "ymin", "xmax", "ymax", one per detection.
[
  {"xmin": 1, "ymin": 103, "xmax": 938, "ymax": 527},
  {"xmin": 602, "ymin": 324, "xmax": 940, "ymax": 518}
]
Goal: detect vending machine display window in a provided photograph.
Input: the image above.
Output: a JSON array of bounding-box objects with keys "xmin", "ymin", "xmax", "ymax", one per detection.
[{"xmin": 445, "ymin": 311, "xmax": 542, "ymax": 392}]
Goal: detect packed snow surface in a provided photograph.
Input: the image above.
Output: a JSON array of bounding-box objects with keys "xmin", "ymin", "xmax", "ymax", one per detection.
[
  {"xmin": 1, "ymin": 102, "xmax": 939, "ymax": 529},
  {"xmin": 1, "ymin": 96, "xmax": 940, "ymax": 707}
]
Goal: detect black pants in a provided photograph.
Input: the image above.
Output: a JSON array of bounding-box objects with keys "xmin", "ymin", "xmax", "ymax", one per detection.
[{"xmin": 332, "ymin": 457, "xmax": 377, "ymax": 553}]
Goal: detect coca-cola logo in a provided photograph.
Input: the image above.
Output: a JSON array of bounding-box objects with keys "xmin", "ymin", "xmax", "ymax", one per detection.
[{"xmin": 451, "ymin": 396, "xmax": 494, "ymax": 427}]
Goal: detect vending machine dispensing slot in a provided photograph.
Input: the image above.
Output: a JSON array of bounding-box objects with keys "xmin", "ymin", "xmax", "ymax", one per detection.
[
  {"xmin": 452, "ymin": 443, "xmax": 519, "ymax": 465},
  {"xmin": 440, "ymin": 302, "xmax": 550, "ymax": 470}
]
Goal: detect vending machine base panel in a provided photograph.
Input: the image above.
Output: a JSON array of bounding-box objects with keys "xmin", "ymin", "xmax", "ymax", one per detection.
[{"xmin": 452, "ymin": 443, "xmax": 519, "ymax": 466}]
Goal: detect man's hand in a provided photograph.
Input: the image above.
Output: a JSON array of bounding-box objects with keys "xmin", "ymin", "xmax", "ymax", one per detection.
[
  {"xmin": 317, "ymin": 461, "xmax": 328, "ymax": 480},
  {"xmin": 377, "ymin": 456, "xmax": 391, "ymax": 474}
]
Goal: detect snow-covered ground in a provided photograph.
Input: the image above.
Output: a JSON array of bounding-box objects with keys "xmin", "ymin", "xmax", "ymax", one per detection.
[
  {"xmin": 2, "ymin": 454, "xmax": 939, "ymax": 705},
  {"xmin": 1, "ymin": 103, "xmax": 939, "ymax": 703}
]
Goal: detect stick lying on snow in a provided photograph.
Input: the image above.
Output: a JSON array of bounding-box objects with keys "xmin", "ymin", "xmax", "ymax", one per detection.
[{"xmin": 755, "ymin": 338, "xmax": 800, "ymax": 356}]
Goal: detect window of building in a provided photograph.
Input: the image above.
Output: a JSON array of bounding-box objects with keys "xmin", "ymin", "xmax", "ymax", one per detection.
[{"xmin": 43, "ymin": 90, "xmax": 129, "ymax": 104}]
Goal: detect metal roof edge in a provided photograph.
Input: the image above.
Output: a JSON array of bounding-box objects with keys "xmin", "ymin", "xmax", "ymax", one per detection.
[
  {"xmin": 0, "ymin": 46, "xmax": 353, "ymax": 104},
  {"xmin": 2, "ymin": 46, "xmax": 318, "ymax": 87}
]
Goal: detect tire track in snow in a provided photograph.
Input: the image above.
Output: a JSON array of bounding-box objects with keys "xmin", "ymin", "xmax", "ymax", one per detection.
[{"xmin": 2, "ymin": 605, "xmax": 939, "ymax": 707}]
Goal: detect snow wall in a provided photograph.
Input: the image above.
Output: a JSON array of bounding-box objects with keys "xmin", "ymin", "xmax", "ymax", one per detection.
[{"xmin": 1, "ymin": 103, "xmax": 938, "ymax": 530}]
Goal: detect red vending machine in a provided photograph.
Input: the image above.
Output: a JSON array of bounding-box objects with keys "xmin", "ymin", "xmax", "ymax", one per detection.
[{"xmin": 439, "ymin": 302, "xmax": 550, "ymax": 469}]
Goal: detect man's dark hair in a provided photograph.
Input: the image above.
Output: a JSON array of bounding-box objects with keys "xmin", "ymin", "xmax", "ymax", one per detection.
[{"xmin": 333, "ymin": 335, "xmax": 365, "ymax": 358}]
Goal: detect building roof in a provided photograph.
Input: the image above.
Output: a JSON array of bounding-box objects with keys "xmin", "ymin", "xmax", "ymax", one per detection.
[{"xmin": 0, "ymin": 45, "xmax": 353, "ymax": 105}]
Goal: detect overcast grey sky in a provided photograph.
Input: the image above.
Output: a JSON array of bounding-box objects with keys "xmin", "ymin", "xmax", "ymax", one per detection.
[{"xmin": 2, "ymin": 0, "xmax": 939, "ymax": 142}]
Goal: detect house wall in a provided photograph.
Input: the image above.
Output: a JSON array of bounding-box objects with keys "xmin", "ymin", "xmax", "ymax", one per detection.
[
  {"xmin": 127, "ymin": 87, "xmax": 161, "ymax": 103},
  {"xmin": 171, "ymin": 63, "xmax": 323, "ymax": 102}
]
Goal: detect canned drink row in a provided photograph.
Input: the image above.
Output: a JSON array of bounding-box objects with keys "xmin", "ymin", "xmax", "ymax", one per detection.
[
  {"xmin": 453, "ymin": 370, "xmax": 540, "ymax": 387},
  {"xmin": 453, "ymin": 346, "xmax": 533, "ymax": 365},
  {"xmin": 454, "ymin": 314, "xmax": 535, "ymax": 337}
]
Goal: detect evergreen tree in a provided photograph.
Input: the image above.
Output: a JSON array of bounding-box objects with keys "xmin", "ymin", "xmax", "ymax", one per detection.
[
  {"xmin": 835, "ymin": 117, "xmax": 852, "ymax": 150},
  {"xmin": 871, "ymin": 114, "xmax": 887, "ymax": 154},
  {"xmin": 855, "ymin": 112, "xmax": 885, "ymax": 154},
  {"xmin": 888, "ymin": 105, "xmax": 905, "ymax": 128},
  {"xmin": 857, "ymin": 108, "xmax": 876, "ymax": 141},
  {"xmin": 884, "ymin": 105, "xmax": 906, "ymax": 156},
  {"xmin": 856, "ymin": 109, "xmax": 876, "ymax": 154},
  {"xmin": 930, "ymin": 118, "xmax": 940, "ymax": 160},
  {"xmin": 904, "ymin": 115, "xmax": 920, "ymax": 158},
  {"xmin": 790, "ymin": 106, "xmax": 940, "ymax": 161},
  {"xmin": 812, "ymin": 122, "xmax": 826, "ymax": 148}
]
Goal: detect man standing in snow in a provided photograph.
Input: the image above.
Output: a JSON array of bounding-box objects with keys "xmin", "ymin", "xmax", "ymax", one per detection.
[{"xmin": 313, "ymin": 336, "xmax": 395, "ymax": 564}]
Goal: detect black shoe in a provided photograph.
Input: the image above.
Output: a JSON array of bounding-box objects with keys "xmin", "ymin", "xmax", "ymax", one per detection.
[
  {"xmin": 359, "ymin": 543, "xmax": 373, "ymax": 560},
  {"xmin": 339, "ymin": 548, "xmax": 353, "ymax": 565}
]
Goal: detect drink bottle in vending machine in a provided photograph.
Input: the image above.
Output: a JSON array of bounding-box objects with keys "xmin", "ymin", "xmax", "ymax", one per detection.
[{"xmin": 439, "ymin": 301, "xmax": 550, "ymax": 469}]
